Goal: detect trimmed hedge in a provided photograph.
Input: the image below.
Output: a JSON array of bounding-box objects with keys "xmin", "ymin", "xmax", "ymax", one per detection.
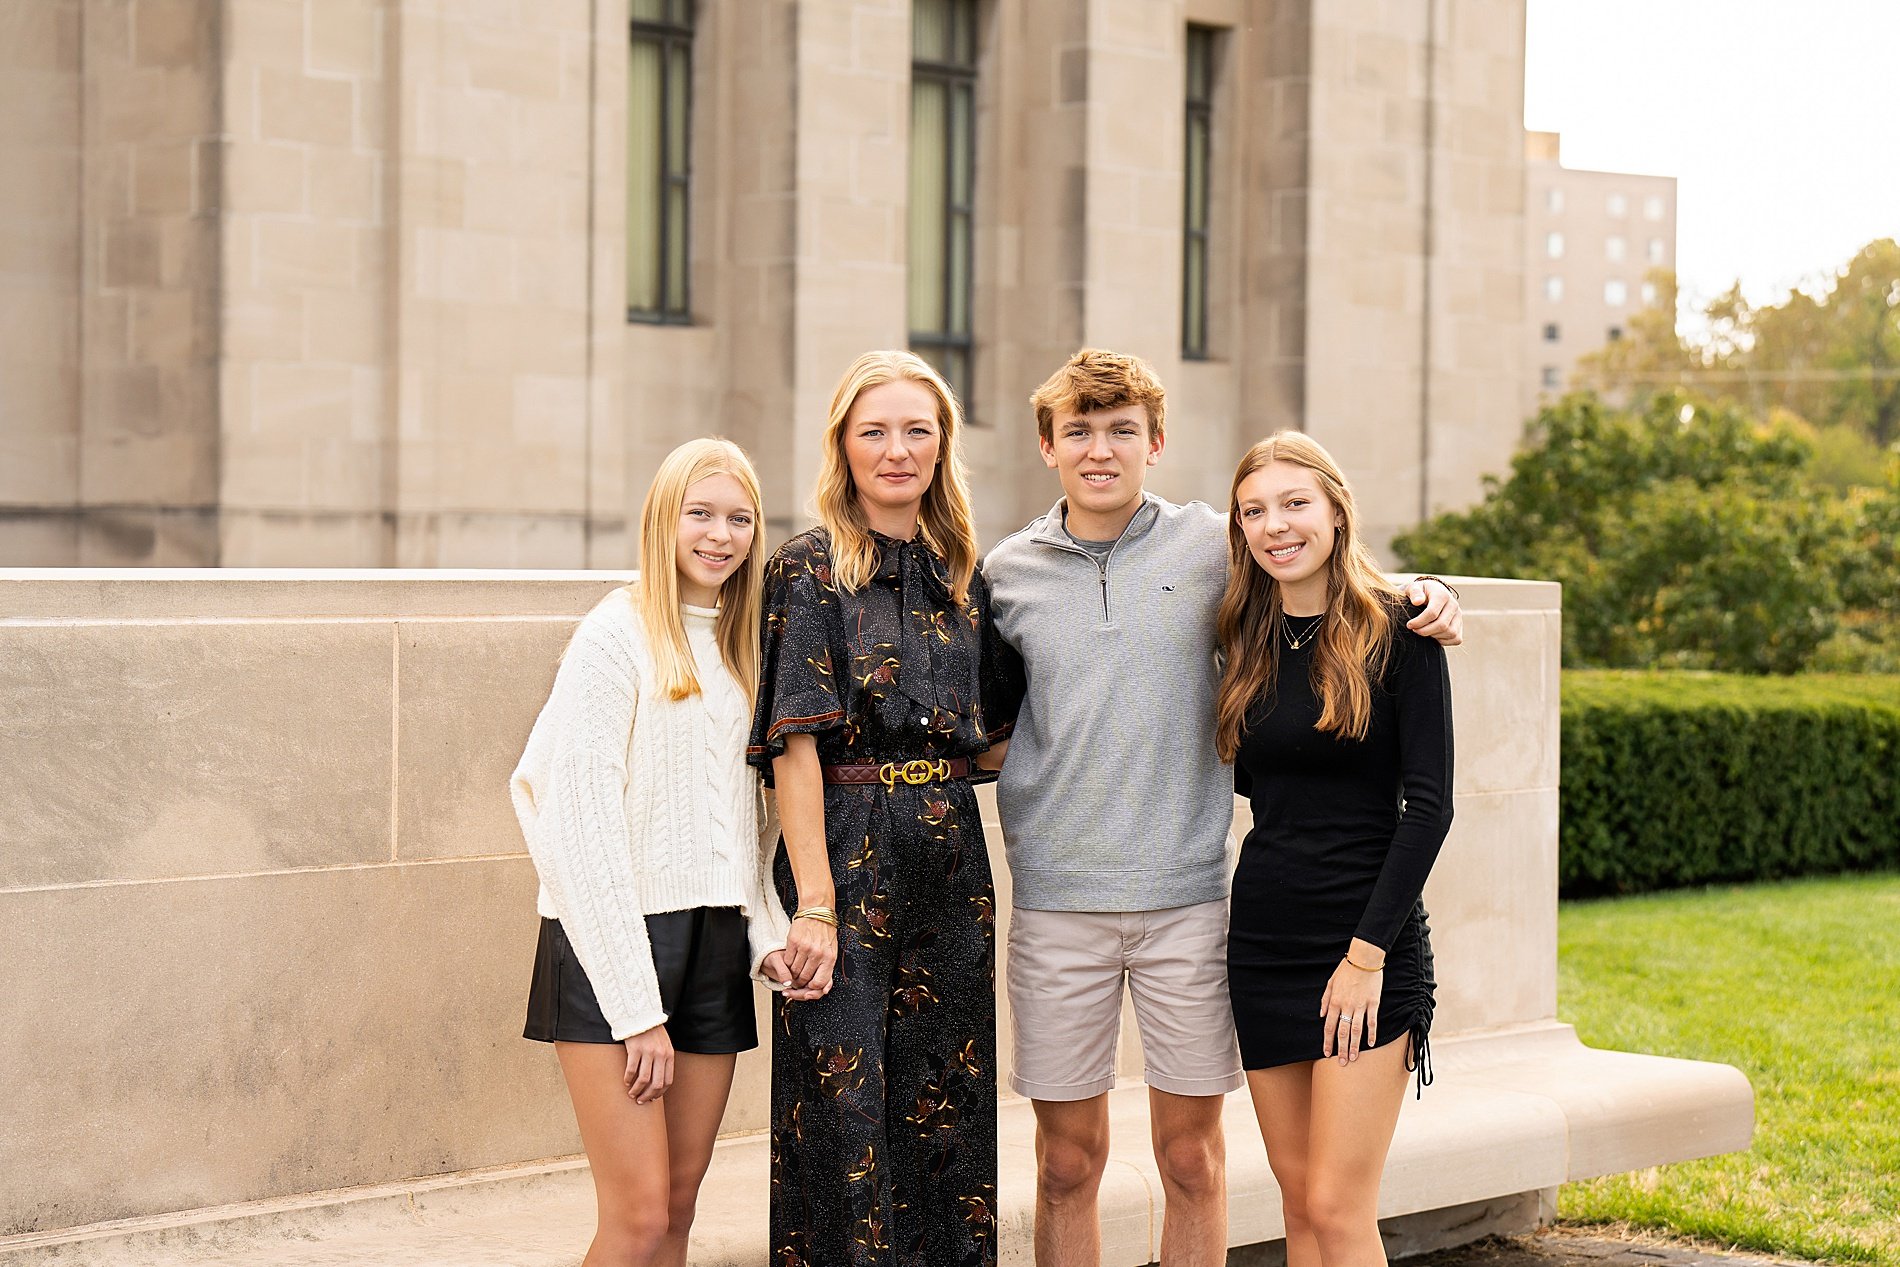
[{"xmin": 1561, "ymin": 671, "xmax": 1900, "ymax": 895}]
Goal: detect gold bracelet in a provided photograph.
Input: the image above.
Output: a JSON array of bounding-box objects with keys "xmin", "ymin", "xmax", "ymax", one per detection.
[
  {"xmin": 793, "ymin": 906, "xmax": 839, "ymax": 927},
  {"xmin": 1342, "ymin": 954, "xmax": 1384, "ymax": 973}
]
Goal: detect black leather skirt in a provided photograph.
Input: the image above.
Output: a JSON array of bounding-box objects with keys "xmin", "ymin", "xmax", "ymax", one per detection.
[{"xmin": 522, "ymin": 908, "xmax": 758, "ymax": 1054}]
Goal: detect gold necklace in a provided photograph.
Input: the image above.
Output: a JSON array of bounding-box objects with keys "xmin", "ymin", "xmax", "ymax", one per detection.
[{"xmin": 1282, "ymin": 612, "xmax": 1325, "ymax": 650}]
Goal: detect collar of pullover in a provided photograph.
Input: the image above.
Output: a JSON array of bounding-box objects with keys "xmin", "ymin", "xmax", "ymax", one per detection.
[{"xmin": 1028, "ymin": 491, "xmax": 1162, "ymax": 554}]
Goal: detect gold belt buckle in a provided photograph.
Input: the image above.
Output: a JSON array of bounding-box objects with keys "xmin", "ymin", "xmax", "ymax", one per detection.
[{"xmin": 879, "ymin": 759, "xmax": 949, "ymax": 788}]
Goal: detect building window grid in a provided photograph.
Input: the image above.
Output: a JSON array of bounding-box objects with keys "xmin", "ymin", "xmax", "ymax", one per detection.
[
  {"xmin": 628, "ymin": 0, "xmax": 694, "ymax": 324},
  {"xmin": 1182, "ymin": 25, "xmax": 1217, "ymax": 360},
  {"xmin": 908, "ymin": 0, "xmax": 979, "ymax": 405}
]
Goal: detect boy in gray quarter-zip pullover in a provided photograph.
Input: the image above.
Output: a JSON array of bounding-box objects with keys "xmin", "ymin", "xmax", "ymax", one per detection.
[
  {"xmin": 982, "ymin": 348, "xmax": 1463, "ymax": 1267},
  {"xmin": 985, "ymin": 490, "xmax": 1231, "ymax": 911}
]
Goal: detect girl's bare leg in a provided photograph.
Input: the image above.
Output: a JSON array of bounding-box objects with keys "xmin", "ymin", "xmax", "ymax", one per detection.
[
  {"xmin": 1303, "ymin": 1037, "xmax": 1412, "ymax": 1267},
  {"xmin": 1244, "ymin": 1064, "xmax": 1320, "ymax": 1267},
  {"xmin": 556, "ymin": 1041, "xmax": 672, "ymax": 1267},
  {"xmin": 653, "ymin": 1051, "xmax": 739, "ymax": 1267}
]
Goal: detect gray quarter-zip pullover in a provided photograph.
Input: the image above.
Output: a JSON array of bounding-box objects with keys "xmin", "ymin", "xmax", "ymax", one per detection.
[{"xmin": 983, "ymin": 492, "xmax": 1234, "ymax": 911}]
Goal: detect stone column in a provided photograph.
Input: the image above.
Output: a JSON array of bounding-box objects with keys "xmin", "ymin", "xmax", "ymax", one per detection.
[
  {"xmin": 0, "ymin": 0, "xmax": 83, "ymax": 564},
  {"xmin": 217, "ymin": 0, "xmax": 390, "ymax": 564},
  {"xmin": 785, "ymin": 0, "xmax": 911, "ymax": 519},
  {"xmin": 1298, "ymin": 0, "xmax": 1526, "ymax": 556},
  {"xmin": 76, "ymin": 0, "xmax": 223, "ymax": 565}
]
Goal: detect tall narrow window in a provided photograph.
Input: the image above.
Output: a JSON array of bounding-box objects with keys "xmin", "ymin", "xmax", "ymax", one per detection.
[
  {"xmin": 909, "ymin": 0, "xmax": 978, "ymax": 401},
  {"xmin": 628, "ymin": 0, "xmax": 693, "ymax": 323},
  {"xmin": 1182, "ymin": 25, "xmax": 1216, "ymax": 360}
]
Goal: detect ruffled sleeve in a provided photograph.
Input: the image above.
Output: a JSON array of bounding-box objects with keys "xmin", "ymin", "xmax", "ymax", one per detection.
[{"xmin": 747, "ymin": 537, "xmax": 847, "ymax": 781}]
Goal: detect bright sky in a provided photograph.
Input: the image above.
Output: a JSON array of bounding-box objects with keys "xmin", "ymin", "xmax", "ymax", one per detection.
[{"xmin": 1524, "ymin": 0, "xmax": 1900, "ymax": 316}]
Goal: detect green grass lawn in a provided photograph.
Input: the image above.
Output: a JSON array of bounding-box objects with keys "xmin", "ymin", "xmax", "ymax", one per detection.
[{"xmin": 1557, "ymin": 873, "xmax": 1900, "ymax": 1265}]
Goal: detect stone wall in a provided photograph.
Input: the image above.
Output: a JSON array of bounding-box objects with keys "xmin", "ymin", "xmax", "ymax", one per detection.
[
  {"xmin": 0, "ymin": 1, "xmax": 83, "ymax": 565},
  {"xmin": 1, "ymin": 0, "xmax": 1530, "ymax": 569},
  {"xmin": 0, "ymin": 570, "xmax": 1558, "ymax": 1237}
]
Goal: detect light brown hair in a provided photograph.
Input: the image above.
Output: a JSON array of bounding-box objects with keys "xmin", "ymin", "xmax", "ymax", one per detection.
[
  {"xmin": 1028, "ymin": 348, "xmax": 1167, "ymax": 445},
  {"xmin": 633, "ymin": 437, "xmax": 765, "ymax": 701},
  {"xmin": 813, "ymin": 350, "xmax": 979, "ymax": 605},
  {"xmin": 1214, "ymin": 431, "xmax": 1403, "ymax": 760}
]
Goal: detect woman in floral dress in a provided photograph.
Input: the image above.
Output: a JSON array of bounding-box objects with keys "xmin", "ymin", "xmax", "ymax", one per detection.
[{"xmin": 748, "ymin": 350, "xmax": 1019, "ymax": 1267}]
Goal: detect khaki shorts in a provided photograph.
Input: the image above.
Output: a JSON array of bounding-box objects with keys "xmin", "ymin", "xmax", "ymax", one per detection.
[{"xmin": 1006, "ymin": 899, "xmax": 1244, "ymax": 1100}]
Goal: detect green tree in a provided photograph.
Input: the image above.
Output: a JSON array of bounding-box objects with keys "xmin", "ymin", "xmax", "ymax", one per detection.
[
  {"xmin": 1393, "ymin": 393, "xmax": 1888, "ymax": 673},
  {"xmin": 1577, "ymin": 239, "xmax": 1900, "ymax": 453}
]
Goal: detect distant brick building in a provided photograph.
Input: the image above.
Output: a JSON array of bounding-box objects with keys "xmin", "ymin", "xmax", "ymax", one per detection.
[
  {"xmin": 2, "ymin": 0, "xmax": 1531, "ymax": 566},
  {"xmin": 1522, "ymin": 130, "xmax": 1677, "ymax": 423}
]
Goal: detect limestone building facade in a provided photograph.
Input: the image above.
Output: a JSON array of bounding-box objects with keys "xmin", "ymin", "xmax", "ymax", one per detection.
[
  {"xmin": 1, "ymin": 0, "xmax": 1529, "ymax": 567},
  {"xmin": 1521, "ymin": 130, "xmax": 1677, "ymax": 422}
]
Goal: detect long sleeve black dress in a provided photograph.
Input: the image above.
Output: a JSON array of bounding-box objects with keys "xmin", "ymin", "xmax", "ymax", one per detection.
[
  {"xmin": 1227, "ymin": 602, "xmax": 1454, "ymax": 1078},
  {"xmin": 748, "ymin": 526, "xmax": 1020, "ymax": 1267}
]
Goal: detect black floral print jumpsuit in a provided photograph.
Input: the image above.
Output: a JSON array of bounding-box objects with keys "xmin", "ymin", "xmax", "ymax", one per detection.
[{"xmin": 748, "ymin": 526, "xmax": 1020, "ymax": 1267}]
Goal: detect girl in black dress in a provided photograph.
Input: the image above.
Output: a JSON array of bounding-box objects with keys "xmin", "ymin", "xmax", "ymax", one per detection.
[
  {"xmin": 1215, "ymin": 431, "xmax": 1454, "ymax": 1267},
  {"xmin": 748, "ymin": 351, "xmax": 1019, "ymax": 1267}
]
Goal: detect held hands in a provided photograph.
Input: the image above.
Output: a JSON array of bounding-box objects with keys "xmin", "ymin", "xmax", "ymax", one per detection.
[
  {"xmin": 1319, "ymin": 939, "xmax": 1386, "ymax": 1064},
  {"xmin": 782, "ymin": 909, "xmax": 838, "ymax": 1002},
  {"xmin": 623, "ymin": 1023, "xmax": 675, "ymax": 1104},
  {"xmin": 1405, "ymin": 578, "xmax": 1463, "ymax": 646},
  {"xmin": 760, "ymin": 948, "xmax": 796, "ymax": 992}
]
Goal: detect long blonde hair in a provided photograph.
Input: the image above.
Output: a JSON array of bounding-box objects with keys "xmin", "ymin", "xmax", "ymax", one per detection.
[
  {"xmin": 1215, "ymin": 431, "xmax": 1402, "ymax": 760},
  {"xmin": 634, "ymin": 438, "xmax": 765, "ymax": 701},
  {"xmin": 813, "ymin": 350, "xmax": 979, "ymax": 605}
]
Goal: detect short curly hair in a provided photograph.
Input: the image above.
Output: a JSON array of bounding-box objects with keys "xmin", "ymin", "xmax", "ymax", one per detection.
[{"xmin": 1029, "ymin": 348, "xmax": 1167, "ymax": 445}]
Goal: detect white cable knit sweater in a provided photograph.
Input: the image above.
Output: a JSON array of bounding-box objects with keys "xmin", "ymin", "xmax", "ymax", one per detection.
[{"xmin": 509, "ymin": 590, "xmax": 790, "ymax": 1040}]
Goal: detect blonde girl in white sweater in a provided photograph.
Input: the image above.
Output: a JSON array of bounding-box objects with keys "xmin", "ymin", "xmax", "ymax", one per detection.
[{"xmin": 511, "ymin": 438, "xmax": 797, "ymax": 1267}]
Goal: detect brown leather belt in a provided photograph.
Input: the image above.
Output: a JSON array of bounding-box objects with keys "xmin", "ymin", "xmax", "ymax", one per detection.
[{"xmin": 821, "ymin": 757, "xmax": 972, "ymax": 788}]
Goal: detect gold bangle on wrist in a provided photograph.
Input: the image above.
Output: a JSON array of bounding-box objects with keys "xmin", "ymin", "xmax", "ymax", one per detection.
[
  {"xmin": 793, "ymin": 906, "xmax": 839, "ymax": 927},
  {"xmin": 1343, "ymin": 954, "xmax": 1384, "ymax": 973}
]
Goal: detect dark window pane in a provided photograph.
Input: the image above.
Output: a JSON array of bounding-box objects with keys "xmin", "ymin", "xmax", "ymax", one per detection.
[
  {"xmin": 1182, "ymin": 26, "xmax": 1217, "ymax": 358},
  {"xmin": 914, "ymin": 0, "xmax": 950, "ymax": 61},
  {"xmin": 952, "ymin": 0, "xmax": 976, "ymax": 66},
  {"xmin": 666, "ymin": 44, "xmax": 689, "ymax": 170},
  {"xmin": 627, "ymin": 38, "xmax": 663, "ymax": 313},
  {"xmin": 1186, "ymin": 117, "xmax": 1208, "ymax": 227},
  {"xmin": 948, "ymin": 210, "xmax": 971, "ymax": 332},
  {"xmin": 949, "ymin": 83, "xmax": 973, "ymax": 203},
  {"xmin": 908, "ymin": 80, "xmax": 948, "ymax": 334},
  {"xmin": 1187, "ymin": 28, "xmax": 1212, "ymax": 101},
  {"xmin": 665, "ymin": 185, "xmax": 688, "ymax": 312},
  {"xmin": 629, "ymin": 4, "xmax": 692, "ymax": 322},
  {"xmin": 910, "ymin": 0, "xmax": 976, "ymax": 404}
]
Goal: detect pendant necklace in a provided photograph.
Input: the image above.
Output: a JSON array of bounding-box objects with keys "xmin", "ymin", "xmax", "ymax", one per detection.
[{"xmin": 1282, "ymin": 612, "xmax": 1325, "ymax": 651}]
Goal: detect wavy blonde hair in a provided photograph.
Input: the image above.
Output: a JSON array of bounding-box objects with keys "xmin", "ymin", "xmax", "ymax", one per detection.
[
  {"xmin": 634, "ymin": 437, "xmax": 765, "ymax": 701},
  {"xmin": 813, "ymin": 350, "xmax": 979, "ymax": 605},
  {"xmin": 1215, "ymin": 431, "xmax": 1403, "ymax": 760}
]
